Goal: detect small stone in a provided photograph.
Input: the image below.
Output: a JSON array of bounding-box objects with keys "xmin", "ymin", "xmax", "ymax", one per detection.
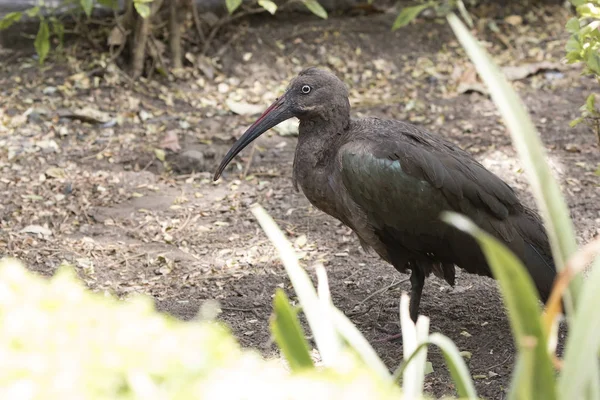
[
  {"xmin": 505, "ymin": 15, "xmax": 523, "ymax": 26},
  {"xmin": 173, "ymin": 150, "xmax": 207, "ymax": 174},
  {"xmin": 218, "ymin": 83, "xmax": 229, "ymax": 93}
]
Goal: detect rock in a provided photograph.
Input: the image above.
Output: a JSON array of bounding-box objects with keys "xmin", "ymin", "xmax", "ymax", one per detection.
[{"xmin": 172, "ymin": 150, "xmax": 207, "ymax": 174}]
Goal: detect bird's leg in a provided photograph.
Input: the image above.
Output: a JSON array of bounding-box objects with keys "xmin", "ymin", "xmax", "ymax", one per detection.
[
  {"xmin": 409, "ymin": 266, "xmax": 425, "ymax": 323},
  {"xmin": 374, "ymin": 265, "xmax": 426, "ymax": 343}
]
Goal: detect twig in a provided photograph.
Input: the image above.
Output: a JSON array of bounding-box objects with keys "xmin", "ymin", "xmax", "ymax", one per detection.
[
  {"xmin": 242, "ymin": 143, "xmax": 257, "ymax": 179},
  {"xmin": 357, "ymin": 277, "xmax": 410, "ymax": 306},
  {"xmin": 81, "ymin": 135, "xmax": 114, "ymax": 161},
  {"xmin": 216, "ymin": 24, "xmax": 247, "ymax": 57},
  {"xmin": 483, "ymin": 353, "xmax": 513, "ymax": 372},
  {"xmin": 149, "ymin": 34, "xmax": 167, "ymax": 73},
  {"xmin": 201, "ymin": 7, "xmax": 267, "ymax": 55},
  {"xmin": 108, "ymin": 8, "xmax": 130, "ymax": 64},
  {"xmin": 221, "ymin": 306, "xmax": 261, "ymax": 312},
  {"xmin": 347, "ymin": 302, "xmax": 377, "ymax": 317},
  {"xmin": 173, "ymin": 211, "xmax": 193, "ymax": 233},
  {"xmin": 190, "ymin": 0, "xmax": 206, "ymax": 43}
]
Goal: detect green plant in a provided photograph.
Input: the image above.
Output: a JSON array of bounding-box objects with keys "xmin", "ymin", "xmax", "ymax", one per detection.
[
  {"xmin": 225, "ymin": 0, "xmax": 328, "ymax": 19},
  {"xmin": 0, "ymin": 0, "xmax": 121, "ymax": 64},
  {"xmin": 251, "ymin": 204, "xmax": 477, "ymax": 399},
  {"xmin": 391, "ymin": 0, "xmax": 474, "ymax": 31},
  {"xmin": 0, "ymin": 0, "xmax": 328, "ymax": 77},
  {"xmin": 0, "ymin": 256, "xmax": 412, "ymax": 399},
  {"xmin": 565, "ymin": 0, "xmax": 600, "ymax": 143}
]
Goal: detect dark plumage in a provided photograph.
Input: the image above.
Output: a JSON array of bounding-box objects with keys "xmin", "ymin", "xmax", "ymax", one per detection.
[{"xmin": 214, "ymin": 67, "xmax": 556, "ymax": 325}]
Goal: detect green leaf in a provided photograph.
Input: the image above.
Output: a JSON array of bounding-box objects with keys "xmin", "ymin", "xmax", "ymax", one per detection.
[
  {"xmin": 134, "ymin": 3, "xmax": 151, "ymax": 18},
  {"xmin": 424, "ymin": 361, "xmax": 434, "ymax": 375},
  {"xmin": 570, "ymin": 0, "xmax": 585, "ymax": 6},
  {"xmin": 154, "ymin": 148, "xmax": 166, "ymax": 161},
  {"xmin": 569, "ymin": 116, "xmax": 585, "ymax": 127},
  {"xmin": 225, "ymin": 0, "xmax": 243, "ymax": 14},
  {"xmin": 565, "ymin": 50, "xmax": 582, "ymax": 64},
  {"xmin": 331, "ymin": 308, "xmax": 391, "ymax": 378},
  {"xmin": 586, "ymin": 93, "xmax": 596, "ymax": 114},
  {"xmin": 80, "ymin": 0, "xmax": 94, "ymax": 16},
  {"xmin": 98, "ymin": 0, "xmax": 119, "ymax": 8},
  {"xmin": 51, "ymin": 18, "xmax": 65, "ymax": 48},
  {"xmin": 25, "ymin": 6, "xmax": 40, "ymax": 17},
  {"xmin": 428, "ymin": 333, "xmax": 478, "ymax": 399},
  {"xmin": 565, "ymin": 36, "xmax": 582, "ymax": 53},
  {"xmin": 576, "ymin": 3, "xmax": 600, "ymax": 19},
  {"xmin": 442, "ymin": 212, "xmax": 556, "ymax": 400},
  {"xmin": 270, "ymin": 289, "xmax": 315, "ymax": 371},
  {"xmin": 34, "ymin": 20, "xmax": 51, "ymax": 65},
  {"xmin": 586, "ymin": 51, "xmax": 600, "ymax": 75},
  {"xmin": 566, "ymin": 17, "xmax": 580, "ymax": 33},
  {"xmin": 303, "ymin": 0, "xmax": 328, "ymax": 19},
  {"xmin": 559, "ymin": 256, "xmax": 600, "ymax": 399},
  {"xmin": 456, "ymin": 0, "xmax": 473, "ymax": 29},
  {"xmin": 0, "ymin": 11, "xmax": 23, "ymax": 30},
  {"xmin": 392, "ymin": 334, "xmax": 477, "ymax": 399},
  {"xmin": 446, "ymin": 12, "xmax": 582, "ymax": 315},
  {"xmin": 398, "ymin": 293, "xmax": 429, "ymax": 398},
  {"xmin": 250, "ymin": 204, "xmax": 343, "ymax": 368},
  {"xmin": 258, "ymin": 0, "xmax": 278, "ymax": 14},
  {"xmin": 392, "ymin": 4, "xmax": 430, "ymax": 31}
]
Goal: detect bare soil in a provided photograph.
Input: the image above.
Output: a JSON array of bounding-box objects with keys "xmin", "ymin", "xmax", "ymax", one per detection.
[{"xmin": 1, "ymin": 3, "xmax": 599, "ymax": 399}]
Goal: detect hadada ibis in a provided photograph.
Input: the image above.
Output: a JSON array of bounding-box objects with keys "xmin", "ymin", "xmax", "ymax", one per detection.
[{"xmin": 214, "ymin": 67, "xmax": 556, "ymax": 324}]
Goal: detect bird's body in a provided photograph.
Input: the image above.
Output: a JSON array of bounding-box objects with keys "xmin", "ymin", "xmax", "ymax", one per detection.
[{"xmin": 214, "ymin": 67, "xmax": 556, "ymax": 323}]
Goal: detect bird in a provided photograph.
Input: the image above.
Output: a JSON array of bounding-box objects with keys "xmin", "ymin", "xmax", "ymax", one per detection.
[{"xmin": 213, "ymin": 67, "xmax": 557, "ymax": 327}]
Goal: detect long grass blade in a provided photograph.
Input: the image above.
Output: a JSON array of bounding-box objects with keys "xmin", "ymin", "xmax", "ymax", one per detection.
[
  {"xmin": 250, "ymin": 204, "xmax": 342, "ymax": 367},
  {"xmin": 446, "ymin": 12, "xmax": 581, "ymax": 315},
  {"xmin": 558, "ymin": 255, "xmax": 600, "ymax": 399},
  {"xmin": 442, "ymin": 212, "xmax": 556, "ymax": 400},
  {"xmin": 331, "ymin": 308, "xmax": 391, "ymax": 379},
  {"xmin": 270, "ymin": 288, "xmax": 315, "ymax": 371},
  {"xmin": 428, "ymin": 333, "xmax": 478, "ymax": 399},
  {"xmin": 399, "ymin": 293, "xmax": 429, "ymax": 398}
]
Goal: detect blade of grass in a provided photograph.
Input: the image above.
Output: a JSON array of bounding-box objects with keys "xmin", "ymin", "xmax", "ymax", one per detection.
[
  {"xmin": 331, "ymin": 307, "xmax": 391, "ymax": 379},
  {"xmin": 391, "ymin": 333, "xmax": 477, "ymax": 399},
  {"xmin": 558, "ymin": 255, "xmax": 600, "ymax": 399},
  {"xmin": 442, "ymin": 212, "xmax": 556, "ymax": 400},
  {"xmin": 250, "ymin": 203, "xmax": 342, "ymax": 367},
  {"xmin": 446, "ymin": 12, "xmax": 581, "ymax": 315},
  {"xmin": 270, "ymin": 288, "xmax": 315, "ymax": 371},
  {"xmin": 508, "ymin": 337, "xmax": 538, "ymax": 400},
  {"xmin": 428, "ymin": 333, "xmax": 478, "ymax": 399},
  {"xmin": 543, "ymin": 236, "xmax": 600, "ymax": 336},
  {"xmin": 399, "ymin": 293, "xmax": 429, "ymax": 398}
]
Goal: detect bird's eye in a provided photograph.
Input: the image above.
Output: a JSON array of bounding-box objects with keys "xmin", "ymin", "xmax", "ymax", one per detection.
[{"xmin": 301, "ymin": 85, "xmax": 311, "ymax": 94}]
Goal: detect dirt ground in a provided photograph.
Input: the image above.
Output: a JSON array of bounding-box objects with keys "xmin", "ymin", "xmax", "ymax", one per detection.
[{"xmin": 1, "ymin": 2, "xmax": 599, "ymax": 399}]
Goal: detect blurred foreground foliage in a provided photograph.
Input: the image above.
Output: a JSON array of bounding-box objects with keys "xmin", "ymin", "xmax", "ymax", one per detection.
[{"xmin": 0, "ymin": 256, "xmax": 404, "ymax": 399}]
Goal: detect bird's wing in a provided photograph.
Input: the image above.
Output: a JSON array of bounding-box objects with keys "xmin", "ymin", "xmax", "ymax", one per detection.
[{"xmin": 335, "ymin": 121, "xmax": 526, "ymax": 274}]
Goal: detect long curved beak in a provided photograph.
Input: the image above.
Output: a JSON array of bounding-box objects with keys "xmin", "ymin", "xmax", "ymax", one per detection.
[{"xmin": 213, "ymin": 95, "xmax": 293, "ymax": 181}]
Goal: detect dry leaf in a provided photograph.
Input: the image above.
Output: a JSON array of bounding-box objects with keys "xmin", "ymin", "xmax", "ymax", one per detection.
[
  {"xmin": 45, "ymin": 167, "xmax": 65, "ymax": 179},
  {"xmin": 20, "ymin": 225, "xmax": 52, "ymax": 236},
  {"xmin": 505, "ymin": 15, "xmax": 523, "ymax": 26},
  {"xmin": 226, "ymin": 99, "xmax": 265, "ymax": 116},
  {"xmin": 501, "ymin": 61, "xmax": 562, "ymax": 81},
  {"xmin": 159, "ymin": 131, "xmax": 181, "ymax": 152}
]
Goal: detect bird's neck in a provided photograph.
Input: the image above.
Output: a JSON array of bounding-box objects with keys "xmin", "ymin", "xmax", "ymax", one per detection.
[
  {"xmin": 293, "ymin": 117, "xmax": 349, "ymax": 220},
  {"xmin": 297, "ymin": 116, "xmax": 348, "ymax": 162}
]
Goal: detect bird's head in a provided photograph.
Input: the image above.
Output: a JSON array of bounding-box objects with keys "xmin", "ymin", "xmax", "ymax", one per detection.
[{"xmin": 213, "ymin": 67, "xmax": 349, "ymax": 181}]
